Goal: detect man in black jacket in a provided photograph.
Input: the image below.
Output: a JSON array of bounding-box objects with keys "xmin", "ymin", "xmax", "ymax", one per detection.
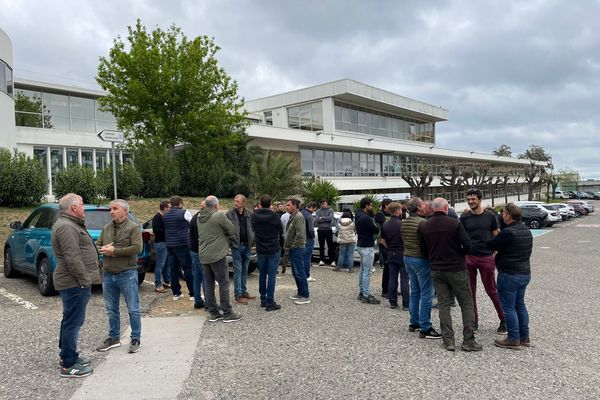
[
  {"xmin": 486, "ymin": 204, "xmax": 533, "ymax": 350},
  {"xmin": 355, "ymin": 197, "xmax": 380, "ymax": 305},
  {"xmin": 375, "ymin": 198, "xmax": 392, "ymax": 298},
  {"xmin": 251, "ymin": 195, "xmax": 285, "ymax": 311},
  {"xmin": 151, "ymin": 200, "xmax": 171, "ymax": 292},
  {"xmin": 420, "ymin": 197, "xmax": 481, "ymax": 352}
]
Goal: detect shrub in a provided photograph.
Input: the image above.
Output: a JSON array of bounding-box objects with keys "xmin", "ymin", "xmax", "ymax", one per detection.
[
  {"xmin": 97, "ymin": 163, "xmax": 143, "ymax": 199},
  {"xmin": 133, "ymin": 145, "xmax": 180, "ymax": 198},
  {"xmin": 55, "ymin": 165, "xmax": 99, "ymax": 203},
  {"xmin": 352, "ymin": 194, "xmax": 382, "ymax": 214},
  {"xmin": 0, "ymin": 148, "xmax": 46, "ymax": 207},
  {"xmin": 302, "ymin": 179, "xmax": 341, "ymax": 207},
  {"xmin": 247, "ymin": 150, "xmax": 302, "ymax": 201}
]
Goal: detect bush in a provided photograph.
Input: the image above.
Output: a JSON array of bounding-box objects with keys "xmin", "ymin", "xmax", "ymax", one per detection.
[
  {"xmin": 247, "ymin": 150, "xmax": 302, "ymax": 201},
  {"xmin": 97, "ymin": 163, "xmax": 143, "ymax": 199},
  {"xmin": 352, "ymin": 194, "xmax": 382, "ymax": 214},
  {"xmin": 0, "ymin": 148, "xmax": 46, "ymax": 207},
  {"xmin": 55, "ymin": 165, "xmax": 99, "ymax": 203},
  {"xmin": 133, "ymin": 145, "xmax": 180, "ymax": 198},
  {"xmin": 302, "ymin": 179, "xmax": 340, "ymax": 207}
]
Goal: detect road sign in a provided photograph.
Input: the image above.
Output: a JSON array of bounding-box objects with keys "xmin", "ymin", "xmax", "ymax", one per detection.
[{"xmin": 97, "ymin": 129, "xmax": 124, "ymax": 143}]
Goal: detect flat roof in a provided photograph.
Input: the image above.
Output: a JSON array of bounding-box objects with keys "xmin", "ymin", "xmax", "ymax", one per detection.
[{"xmin": 14, "ymin": 78, "xmax": 106, "ymax": 98}]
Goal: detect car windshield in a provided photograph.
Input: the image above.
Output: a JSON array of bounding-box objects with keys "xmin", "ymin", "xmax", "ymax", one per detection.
[{"xmin": 84, "ymin": 209, "xmax": 139, "ymax": 230}]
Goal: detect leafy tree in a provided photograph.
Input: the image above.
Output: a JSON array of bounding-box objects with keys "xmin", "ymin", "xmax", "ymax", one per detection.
[
  {"xmin": 557, "ymin": 168, "xmax": 579, "ymax": 192},
  {"xmin": 302, "ymin": 179, "xmax": 341, "ymax": 208},
  {"xmin": 133, "ymin": 144, "xmax": 180, "ymax": 197},
  {"xmin": 247, "ymin": 150, "xmax": 302, "ymax": 201},
  {"xmin": 492, "ymin": 144, "xmax": 512, "ymax": 157},
  {"xmin": 55, "ymin": 165, "xmax": 99, "ymax": 203},
  {"xmin": 518, "ymin": 145, "xmax": 552, "ymax": 200},
  {"xmin": 96, "ymin": 19, "xmax": 247, "ymax": 150},
  {"xmin": 97, "ymin": 163, "xmax": 143, "ymax": 199},
  {"xmin": 0, "ymin": 148, "xmax": 46, "ymax": 207}
]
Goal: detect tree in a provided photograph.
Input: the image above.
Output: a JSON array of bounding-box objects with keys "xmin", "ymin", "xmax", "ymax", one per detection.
[
  {"xmin": 557, "ymin": 168, "xmax": 579, "ymax": 192},
  {"xmin": 518, "ymin": 145, "xmax": 552, "ymax": 201},
  {"xmin": 55, "ymin": 165, "xmax": 99, "ymax": 203},
  {"xmin": 303, "ymin": 179, "xmax": 341, "ymax": 208},
  {"xmin": 133, "ymin": 144, "xmax": 180, "ymax": 198},
  {"xmin": 96, "ymin": 19, "xmax": 247, "ymax": 149},
  {"xmin": 0, "ymin": 148, "xmax": 46, "ymax": 207},
  {"xmin": 494, "ymin": 167, "xmax": 512, "ymax": 205},
  {"xmin": 439, "ymin": 160, "xmax": 471, "ymax": 207},
  {"xmin": 401, "ymin": 161, "xmax": 433, "ymax": 199},
  {"xmin": 247, "ymin": 150, "xmax": 302, "ymax": 201},
  {"xmin": 492, "ymin": 144, "xmax": 512, "ymax": 157},
  {"xmin": 14, "ymin": 92, "xmax": 53, "ymax": 128}
]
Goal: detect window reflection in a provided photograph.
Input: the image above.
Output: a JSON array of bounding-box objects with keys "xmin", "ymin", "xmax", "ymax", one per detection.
[{"xmin": 287, "ymin": 101, "xmax": 323, "ymax": 131}]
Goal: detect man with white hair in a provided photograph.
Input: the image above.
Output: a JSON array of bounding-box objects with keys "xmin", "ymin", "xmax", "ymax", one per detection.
[
  {"xmin": 96, "ymin": 199, "xmax": 143, "ymax": 354},
  {"xmin": 419, "ymin": 197, "xmax": 481, "ymax": 352}
]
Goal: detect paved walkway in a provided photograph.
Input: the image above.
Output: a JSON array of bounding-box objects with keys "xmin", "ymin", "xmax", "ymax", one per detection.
[{"xmin": 69, "ymin": 316, "xmax": 204, "ymax": 400}]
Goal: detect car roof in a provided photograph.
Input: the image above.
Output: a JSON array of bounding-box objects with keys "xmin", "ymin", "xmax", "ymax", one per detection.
[{"xmin": 37, "ymin": 203, "xmax": 130, "ymax": 212}]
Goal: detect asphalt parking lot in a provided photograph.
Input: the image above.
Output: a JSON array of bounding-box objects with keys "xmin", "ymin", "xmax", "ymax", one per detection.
[{"xmin": 1, "ymin": 204, "xmax": 599, "ymax": 399}]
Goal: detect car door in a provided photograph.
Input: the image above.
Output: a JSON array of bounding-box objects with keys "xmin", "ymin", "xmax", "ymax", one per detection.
[
  {"xmin": 22, "ymin": 208, "xmax": 56, "ymax": 272},
  {"xmin": 11, "ymin": 209, "xmax": 44, "ymax": 269}
]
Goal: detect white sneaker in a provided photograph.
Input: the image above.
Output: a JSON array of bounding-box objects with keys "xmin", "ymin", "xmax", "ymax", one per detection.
[
  {"xmin": 318, "ymin": 261, "xmax": 325, "ymax": 266},
  {"xmin": 330, "ymin": 261, "xmax": 337, "ymax": 267},
  {"xmin": 370, "ymin": 268, "xmax": 376, "ymax": 273},
  {"xmin": 189, "ymin": 296, "xmax": 195, "ymax": 302},
  {"xmin": 289, "ymin": 294, "xmax": 302, "ymax": 300},
  {"xmin": 173, "ymin": 294, "xmax": 184, "ymax": 301},
  {"xmin": 294, "ymin": 297, "xmax": 311, "ymax": 305},
  {"xmin": 307, "ymin": 276, "xmax": 317, "ymax": 282}
]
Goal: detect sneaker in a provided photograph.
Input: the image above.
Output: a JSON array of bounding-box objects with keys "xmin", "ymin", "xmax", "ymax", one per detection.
[
  {"xmin": 242, "ymin": 292, "xmax": 256, "ymax": 300},
  {"xmin": 497, "ymin": 320, "xmax": 507, "ymax": 335},
  {"xmin": 189, "ymin": 296, "xmax": 195, "ymax": 302},
  {"xmin": 294, "ymin": 297, "xmax": 311, "ymax": 305},
  {"xmin": 172, "ymin": 294, "xmax": 184, "ymax": 301},
  {"xmin": 154, "ymin": 287, "xmax": 166, "ymax": 293},
  {"xmin": 128, "ymin": 339, "xmax": 141, "ymax": 353},
  {"xmin": 208, "ymin": 311, "xmax": 223, "ymax": 322},
  {"xmin": 307, "ymin": 276, "xmax": 317, "ymax": 282},
  {"xmin": 389, "ymin": 303, "xmax": 398, "ymax": 309},
  {"xmin": 330, "ymin": 261, "xmax": 337, "ymax": 267},
  {"xmin": 347, "ymin": 269, "xmax": 354, "ymax": 273},
  {"xmin": 461, "ymin": 339, "xmax": 483, "ymax": 352},
  {"xmin": 163, "ymin": 282, "xmax": 171, "ymax": 288},
  {"xmin": 419, "ymin": 328, "xmax": 442, "ymax": 339},
  {"xmin": 59, "ymin": 356, "xmax": 91, "ymax": 368},
  {"xmin": 444, "ymin": 341, "xmax": 456, "ymax": 352},
  {"xmin": 260, "ymin": 302, "xmax": 266, "ymax": 308},
  {"xmin": 370, "ymin": 267, "xmax": 376, "ymax": 273},
  {"xmin": 332, "ymin": 267, "xmax": 341, "ymax": 272},
  {"xmin": 96, "ymin": 337, "xmax": 121, "ymax": 352},
  {"xmin": 234, "ymin": 296, "xmax": 249, "ymax": 304},
  {"xmin": 408, "ymin": 324, "xmax": 420, "ymax": 332},
  {"xmin": 361, "ymin": 295, "xmax": 380, "ymax": 305},
  {"xmin": 520, "ymin": 337, "xmax": 532, "ymax": 347},
  {"xmin": 266, "ymin": 302, "xmax": 281, "ymax": 311},
  {"xmin": 318, "ymin": 261, "xmax": 325, "ymax": 266},
  {"xmin": 494, "ymin": 338, "xmax": 521, "ymax": 350},
  {"xmin": 289, "ymin": 294, "xmax": 302, "ymax": 300},
  {"xmin": 60, "ymin": 363, "xmax": 93, "ymax": 378},
  {"xmin": 223, "ymin": 312, "xmax": 242, "ymax": 323},
  {"xmin": 193, "ymin": 301, "xmax": 205, "ymax": 309},
  {"xmin": 473, "ymin": 320, "xmax": 479, "ymax": 333}
]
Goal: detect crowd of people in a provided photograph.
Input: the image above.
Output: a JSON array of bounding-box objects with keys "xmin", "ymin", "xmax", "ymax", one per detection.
[{"xmin": 52, "ymin": 189, "xmax": 533, "ymax": 378}]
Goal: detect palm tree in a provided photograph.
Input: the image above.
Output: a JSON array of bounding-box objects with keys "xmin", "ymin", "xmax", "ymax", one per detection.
[{"xmin": 247, "ymin": 150, "xmax": 302, "ymax": 201}]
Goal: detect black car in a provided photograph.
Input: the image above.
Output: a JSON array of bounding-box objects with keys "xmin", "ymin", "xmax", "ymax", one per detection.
[{"xmin": 520, "ymin": 207, "xmax": 549, "ymax": 229}]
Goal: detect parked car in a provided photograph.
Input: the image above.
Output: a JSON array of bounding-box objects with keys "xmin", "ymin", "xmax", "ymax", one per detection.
[
  {"xmin": 554, "ymin": 190, "xmax": 568, "ymax": 199},
  {"xmin": 519, "ymin": 207, "xmax": 550, "ymax": 229},
  {"xmin": 584, "ymin": 191, "xmax": 600, "ymax": 199},
  {"xmin": 567, "ymin": 200, "xmax": 594, "ymax": 213},
  {"xmin": 515, "ymin": 202, "xmax": 559, "ymax": 226},
  {"xmin": 3, "ymin": 204, "xmax": 152, "ymax": 296},
  {"xmin": 547, "ymin": 203, "xmax": 575, "ymax": 221},
  {"xmin": 567, "ymin": 202, "xmax": 589, "ymax": 217}
]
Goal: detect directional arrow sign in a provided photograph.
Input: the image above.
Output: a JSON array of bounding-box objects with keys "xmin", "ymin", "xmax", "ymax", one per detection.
[{"xmin": 97, "ymin": 129, "xmax": 124, "ymax": 143}]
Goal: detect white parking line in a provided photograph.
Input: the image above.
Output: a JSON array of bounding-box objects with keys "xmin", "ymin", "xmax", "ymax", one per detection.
[{"xmin": 0, "ymin": 288, "xmax": 39, "ymax": 310}]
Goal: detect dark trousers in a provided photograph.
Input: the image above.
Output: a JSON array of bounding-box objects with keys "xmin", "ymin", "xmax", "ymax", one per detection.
[
  {"xmin": 202, "ymin": 257, "xmax": 232, "ymax": 315},
  {"xmin": 431, "ymin": 270, "xmax": 475, "ymax": 344},
  {"xmin": 59, "ymin": 286, "xmax": 91, "ymax": 368},
  {"xmin": 388, "ymin": 251, "xmax": 409, "ymax": 307},
  {"xmin": 317, "ymin": 229, "xmax": 335, "ymax": 263},
  {"xmin": 379, "ymin": 244, "xmax": 389, "ymax": 295},
  {"xmin": 466, "ymin": 254, "xmax": 505, "ymax": 323},
  {"xmin": 167, "ymin": 245, "xmax": 194, "ymax": 297}
]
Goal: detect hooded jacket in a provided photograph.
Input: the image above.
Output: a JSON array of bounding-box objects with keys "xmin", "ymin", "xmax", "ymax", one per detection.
[
  {"xmin": 355, "ymin": 209, "xmax": 379, "ymax": 248},
  {"xmin": 336, "ymin": 218, "xmax": 356, "ymax": 244},
  {"xmin": 251, "ymin": 208, "xmax": 284, "ymax": 255},
  {"xmin": 197, "ymin": 208, "xmax": 237, "ymax": 265}
]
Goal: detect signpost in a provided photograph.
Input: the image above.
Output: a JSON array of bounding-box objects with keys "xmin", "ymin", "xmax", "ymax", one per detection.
[{"xmin": 97, "ymin": 130, "xmax": 124, "ymax": 200}]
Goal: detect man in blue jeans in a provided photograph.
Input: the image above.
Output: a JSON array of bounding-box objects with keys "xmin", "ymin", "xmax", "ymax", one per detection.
[
  {"xmin": 486, "ymin": 203, "xmax": 533, "ymax": 350},
  {"xmin": 285, "ymin": 198, "xmax": 309, "ymax": 304},
  {"xmin": 151, "ymin": 200, "xmax": 171, "ymax": 292},
  {"xmin": 354, "ymin": 197, "xmax": 380, "ymax": 305},
  {"xmin": 251, "ymin": 194, "xmax": 285, "ymax": 311},
  {"xmin": 300, "ymin": 201, "xmax": 318, "ymax": 281},
  {"xmin": 227, "ymin": 194, "xmax": 257, "ymax": 304},
  {"xmin": 52, "ymin": 193, "xmax": 101, "ymax": 378},
  {"xmin": 96, "ymin": 199, "xmax": 143, "ymax": 354}
]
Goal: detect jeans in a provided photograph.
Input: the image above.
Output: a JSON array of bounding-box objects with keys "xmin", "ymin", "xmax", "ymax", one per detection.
[
  {"xmin": 431, "ymin": 270, "xmax": 475, "ymax": 344},
  {"xmin": 466, "ymin": 254, "xmax": 505, "ymax": 323},
  {"xmin": 290, "ymin": 247, "xmax": 309, "ymax": 298},
  {"xmin": 59, "ymin": 286, "xmax": 92, "ymax": 368},
  {"xmin": 497, "ymin": 272, "xmax": 531, "ymax": 341},
  {"xmin": 258, "ymin": 251, "xmax": 281, "ymax": 305},
  {"xmin": 387, "ymin": 251, "xmax": 409, "ymax": 307},
  {"xmin": 317, "ymin": 229, "xmax": 335, "ymax": 263},
  {"xmin": 154, "ymin": 241, "xmax": 171, "ymax": 287},
  {"xmin": 379, "ymin": 244, "xmax": 389, "ymax": 295},
  {"xmin": 167, "ymin": 245, "xmax": 194, "ymax": 297},
  {"xmin": 304, "ymin": 239, "xmax": 315, "ymax": 278},
  {"xmin": 337, "ymin": 243, "xmax": 356, "ymax": 270},
  {"xmin": 103, "ymin": 269, "xmax": 141, "ymax": 340},
  {"xmin": 404, "ymin": 256, "xmax": 434, "ymax": 331},
  {"xmin": 202, "ymin": 257, "xmax": 232, "ymax": 315},
  {"xmin": 357, "ymin": 246, "xmax": 375, "ymax": 296},
  {"xmin": 232, "ymin": 244, "xmax": 251, "ymax": 298},
  {"xmin": 190, "ymin": 250, "xmax": 205, "ymax": 306}
]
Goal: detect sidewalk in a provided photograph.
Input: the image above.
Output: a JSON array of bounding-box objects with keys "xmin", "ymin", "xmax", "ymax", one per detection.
[{"xmin": 70, "ymin": 316, "xmax": 205, "ymax": 400}]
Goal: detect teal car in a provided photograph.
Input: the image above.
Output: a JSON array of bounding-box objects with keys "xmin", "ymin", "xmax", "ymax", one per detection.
[{"xmin": 3, "ymin": 204, "xmax": 152, "ymax": 296}]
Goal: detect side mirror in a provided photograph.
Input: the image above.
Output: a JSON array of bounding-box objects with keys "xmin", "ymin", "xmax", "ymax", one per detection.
[{"xmin": 9, "ymin": 221, "xmax": 22, "ymax": 230}]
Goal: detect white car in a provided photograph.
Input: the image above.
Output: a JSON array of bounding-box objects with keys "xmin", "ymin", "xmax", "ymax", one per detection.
[
  {"xmin": 543, "ymin": 203, "xmax": 574, "ymax": 221},
  {"xmin": 554, "ymin": 191, "xmax": 568, "ymax": 199}
]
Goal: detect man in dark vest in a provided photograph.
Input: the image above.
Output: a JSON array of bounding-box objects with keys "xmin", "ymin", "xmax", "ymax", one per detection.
[
  {"xmin": 380, "ymin": 202, "xmax": 410, "ymax": 311},
  {"xmin": 162, "ymin": 195, "xmax": 194, "ymax": 301}
]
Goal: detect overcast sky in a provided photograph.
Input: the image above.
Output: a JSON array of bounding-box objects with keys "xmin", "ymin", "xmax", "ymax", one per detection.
[{"xmin": 2, "ymin": 0, "xmax": 599, "ymax": 178}]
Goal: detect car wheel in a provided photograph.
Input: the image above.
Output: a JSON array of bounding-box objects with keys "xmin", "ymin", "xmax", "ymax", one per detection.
[
  {"xmin": 3, "ymin": 247, "xmax": 19, "ymax": 278},
  {"xmin": 37, "ymin": 257, "xmax": 56, "ymax": 296},
  {"xmin": 528, "ymin": 219, "xmax": 542, "ymax": 229},
  {"xmin": 583, "ymin": 209, "xmax": 589, "ymax": 215},
  {"xmin": 575, "ymin": 211, "xmax": 581, "ymax": 218}
]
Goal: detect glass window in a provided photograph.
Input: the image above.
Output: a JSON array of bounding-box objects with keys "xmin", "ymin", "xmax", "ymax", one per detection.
[
  {"xmin": 5, "ymin": 63, "xmax": 12, "ymax": 96},
  {"xmin": 325, "ymin": 151, "xmax": 334, "ymax": 176},
  {"xmin": 334, "ymin": 151, "xmax": 344, "ymax": 176},
  {"xmin": 22, "ymin": 209, "xmax": 43, "ymax": 229},
  {"xmin": 299, "ymin": 104, "xmax": 311, "ymax": 130},
  {"xmin": 50, "ymin": 149, "xmax": 64, "ymax": 184},
  {"xmin": 82, "ymin": 150, "xmax": 93, "ymax": 169},
  {"xmin": 71, "ymin": 97, "xmax": 95, "ymax": 119},
  {"xmin": 0, "ymin": 62, "xmax": 5, "ymax": 95},
  {"xmin": 96, "ymin": 150, "xmax": 108, "ymax": 170},
  {"xmin": 264, "ymin": 111, "xmax": 273, "ymax": 126},
  {"xmin": 71, "ymin": 118, "xmax": 96, "ymax": 133},
  {"xmin": 287, "ymin": 106, "xmax": 299, "ymax": 129},
  {"xmin": 34, "ymin": 148, "xmax": 47, "ymax": 177},
  {"xmin": 310, "ymin": 102, "xmax": 323, "ymax": 131},
  {"xmin": 300, "ymin": 148, "xmax": 313, "ymax": 176},
  {"xmin": 314, "ymin": 150, "xmax": 325, "ymax": 175},
  {"xmin": 343, "ymin": 152, "xmax": 352, "ymax": 176},
  {"xmin": 67, "ymin": 149, "xmax": 79, "ymax": 166}
]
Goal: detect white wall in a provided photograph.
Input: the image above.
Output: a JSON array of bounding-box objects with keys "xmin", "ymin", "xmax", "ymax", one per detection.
[{"xmin": 0, "ymin": 28, "xmax": 16, "ymax": 151}]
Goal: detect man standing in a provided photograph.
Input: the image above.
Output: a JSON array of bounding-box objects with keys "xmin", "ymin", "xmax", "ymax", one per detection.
[
  {"xmin": 151, "ymin": 200, "xmax": 171, "ymax": 293},
  {"xmin": 375, "ymin": 198, "xmax": 392, "ymax": 298},
  {"xmin": 315, "ymin": 199, "xmax": 336, "ymax": 267},
  {"xmin": 226, "ymin": 194, "xmax": 256, "ymax": 304},
  {"xmin": 189, "ymin": 201, "xmax": 206, "ymax": 310},
  {"xmin": 163, "ymin": 196, "xmax": 195, "ymax": 301},
  {"xmin": 53, "ymin": 193, "xmax": 100, "ymax": 378},
  {"xmin": 285, "ymin": 198, "xmax": 310, "ymax": 304},
  {"xmin": 301, "ymin": 201, "xmax": 318, "ymax": 281},
  {"xmin": 355, "ymin": 197, "xmax": 380, "ymax": 305},
  {"xmin": 251, "ymin": 194, "xmax": 285, "ymax": 311},
  {"xmin": 486, "ymin": 204, "xmax": 533, "ymax": 350},
  {"xmin": 420, "ymin": 198, "xmax": 481, "ymax": 352},
  {"xmin": 96, "ymin": 199, "xmax": 143, "ymax": 354},
  {"xmin": 380, "ymin": 202, "xmax": 410, "ymax": 311},
  {"xmin": 198, "ymin": 195, "xmax": 242, "ymax": 322},
  {"xmin": 402, "ymin": 197, "xmax": 441, "ymax": 339},
  {"xmin": 460, "ymin": 188, "xmax": 506, "ymax": 334}
]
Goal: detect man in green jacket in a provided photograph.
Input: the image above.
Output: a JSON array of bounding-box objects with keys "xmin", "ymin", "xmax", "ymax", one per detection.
[
  {"xmin": 52, "ymin": 193, "xmax": 101, "ymax": 378},
  {"xmin": 198, "ymin": 195, "xmax": 242, "ymax": 323},
  {"xmin": 96, "ymin": 199, "xmax": 143, "ymax": 354},
  {"xmin": 285, "ymin": 198, "xmax": 309, "ymax": 305}
]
